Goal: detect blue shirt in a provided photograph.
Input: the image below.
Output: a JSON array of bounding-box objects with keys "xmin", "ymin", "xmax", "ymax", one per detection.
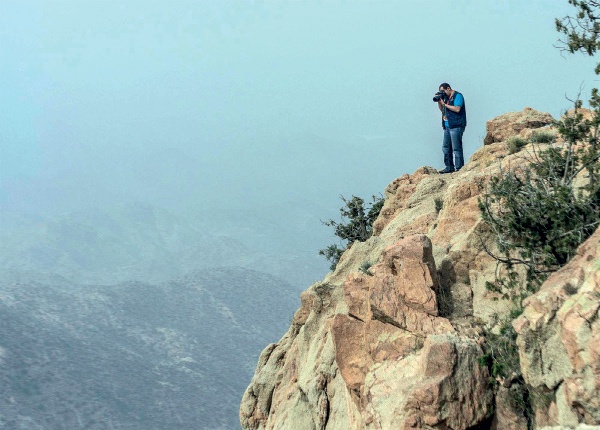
[{"xmin": 444, "ymin": 92, "xmax": 464, "ymax": 128}]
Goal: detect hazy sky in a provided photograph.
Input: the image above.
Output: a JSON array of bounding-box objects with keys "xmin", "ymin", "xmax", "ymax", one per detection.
[{"xmin": 1, "ymin": 0, "xmax": 597, "ymax": 225}]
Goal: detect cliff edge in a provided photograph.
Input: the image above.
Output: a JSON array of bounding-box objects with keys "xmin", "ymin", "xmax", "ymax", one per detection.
[{"xmin": 240, "ymin": 108, "xmax": 600, "ymax": 430}]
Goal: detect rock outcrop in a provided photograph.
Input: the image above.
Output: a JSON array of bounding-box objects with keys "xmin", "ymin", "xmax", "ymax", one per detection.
[
  {"xmin": 241, "ymin": 107, "xmax": 600, "ymax": 429},
  {"xmin": 514, "ymin": 228, "xmax": 600, "ymax": 428},
  {"xmin": 483, "ymin": 107, "xmax": 554, "ymax": 145},
  {"xmin": 240, "ymin": 235, "xmax": 492, "ymax": 430}
]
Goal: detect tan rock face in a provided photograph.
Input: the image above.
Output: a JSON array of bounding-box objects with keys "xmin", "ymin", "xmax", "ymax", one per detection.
[
  {"xmin": 483, "ymin": 107, "xmax": 554, "ymax": 145},
  {"xmin": 240, "ymin": 235, "xmax": 492, "ymax": 429},
  {"xmin": 241, "ymin": 107, "xmax": 600, "ymax": 429},
  {"xmin": 240, "ymin": 141, "xmax": 502, "ymax": 429},
  {"xmin": 513, "ymin": 227, "xmax": 600, "ymax": 427},
  {"xmin": 372, "ymin": 166, "xmax": 441, "ymax": 236},
  {"xmin": 240, "ymin": 137, "xmax": 515, "ymax": 429},
  {"xmin": 492, "ymin": 385, "xmax": 529, "ymax": 430},
  {"xmin": 332, "ymin": 235, "xmax": 455, "ymax": 405}
]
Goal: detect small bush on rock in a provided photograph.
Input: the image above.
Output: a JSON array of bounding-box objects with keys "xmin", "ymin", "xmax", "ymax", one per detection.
[
  {"xmin": 319, "ymin": 195, "xmax": 384, "ymax": 270},
  {"xmin": 529, "ymin": 130, "xmax": 556, "ymax": 144},
  {"xmin": 359, "ymin": 261, "xmax": 374, "ymax": 276},
  {"xmin": 507, "ymin": 136, "xmax": 528, "ymax": 154}
]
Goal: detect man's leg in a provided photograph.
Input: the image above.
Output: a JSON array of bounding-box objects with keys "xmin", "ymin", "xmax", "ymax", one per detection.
[
  {"xmin": 442, "ymin": 128, "xmax": 454, "ymax": 171},
  {"xmin": 449, "ymin": 127, "xmax": 465, "ymax": 170}
]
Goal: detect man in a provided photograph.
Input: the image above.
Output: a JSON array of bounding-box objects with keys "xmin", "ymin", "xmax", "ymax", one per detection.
[{"xmin": 436, "ymin": 83, "xmax": 467, "ymax": 173}]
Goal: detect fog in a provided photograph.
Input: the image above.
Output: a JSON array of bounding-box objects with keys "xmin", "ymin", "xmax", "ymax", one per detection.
[
  {"xmin": 0, "ymin": 1, "xmax": 598, "ymax": 428},
  {"xmin": 2, "ymin": 1, "xmax": 595, "ymax": 248}
]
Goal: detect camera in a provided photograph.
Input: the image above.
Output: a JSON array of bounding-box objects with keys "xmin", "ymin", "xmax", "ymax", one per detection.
[{"xmin": 433, "ymin": 91, "xmax": 447, "ymax": 102}]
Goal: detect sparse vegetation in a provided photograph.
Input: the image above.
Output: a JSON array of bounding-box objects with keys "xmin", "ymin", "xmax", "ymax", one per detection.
[
  {"xmin": 530, "ymin": 130, "xmax": 556, "ymax": 144},
  {"xmin": 436, "ymin": 259, "xmax": 455, "ymax": 317},
  {"xmin": 359, "ymin": 261, "xmax": 374, "ymax": 276},
  {"xmin": 434, "ymin": 197, "xmax": 443, "ymax": 213},
  {"xmin": 507, "ymin": 136, "xmax": 528, "ymax": 154},
  {"xmin": 477, "ymin": 2, "xmax": 600, "ymax": 425},
  {"xmin": 482, "ymin": 113, "xmax": 600, "ymax": 281},
  {"xmin": 319, "ymin": 195, "xmax": 384, "ymax": 270},
  {"xmin": 479, "ymin": 102, "xmax": 600, "ymax": 426},
  {"xmin": 478, "ymin": 308, "xmax": 533, "ymax": 426},
  {"xmin": 318, "ymin": 245, "xmax": 344, "ymax": 271},
  {"xmin": 478, "ymin": 313, "xmax": 522, "ymax": 383}
]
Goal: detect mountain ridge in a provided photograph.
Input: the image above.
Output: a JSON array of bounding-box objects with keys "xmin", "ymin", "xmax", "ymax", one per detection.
[
  {"xmin": 240, "ymin": 107, "xmax": 600, "ymax": 430},
  {"xmin": 0, "ymin": 267, "xmax": 298, "ymax": 429}
]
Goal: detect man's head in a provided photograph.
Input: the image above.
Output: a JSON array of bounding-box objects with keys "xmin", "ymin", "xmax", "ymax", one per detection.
[{"xmin": 439, "ymin": 83, "xmax": 452, "ymax": 96}]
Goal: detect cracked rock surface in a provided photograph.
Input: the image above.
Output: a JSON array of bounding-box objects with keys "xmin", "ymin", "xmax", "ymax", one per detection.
[
  {"xmin": 241, "ymin": 108, "xmax": 600, "ymax": 429},
  {"xmin": 240, "ymin": 235, "xmax": 492, "ymax": 430},
  {"xmin": 514, "ymin": 228, "xmax": 600, "ymax": 428}
]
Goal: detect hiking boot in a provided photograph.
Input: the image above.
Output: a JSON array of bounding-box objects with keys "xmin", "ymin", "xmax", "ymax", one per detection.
[{"xmin": 438, "ymin": 168, "xmax": 455, "ymax": 174}]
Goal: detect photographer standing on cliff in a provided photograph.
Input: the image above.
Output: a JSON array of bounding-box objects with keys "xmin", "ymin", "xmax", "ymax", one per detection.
[{"xmin": 433, "ymin": 83, "xmax": 467, "ymax": 173}]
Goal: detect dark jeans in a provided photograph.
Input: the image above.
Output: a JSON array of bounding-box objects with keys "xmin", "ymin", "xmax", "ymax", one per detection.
[{"xmin": 442, "ymin": 126, "xmax": 465, "ymax": 171}]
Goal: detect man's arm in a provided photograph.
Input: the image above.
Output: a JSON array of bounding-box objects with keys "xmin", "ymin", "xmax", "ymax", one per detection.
[
  {"xmin": 444, "ymin": 103, "xmax": 461, "ymax": 113},
  {"xmin": 445, "ymin": 92, "xmax": 463, "ymax": 113}
]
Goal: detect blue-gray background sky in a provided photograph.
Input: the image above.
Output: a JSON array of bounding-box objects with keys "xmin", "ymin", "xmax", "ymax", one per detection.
[{"xmin": 1, "ymin": 0, "xmax": 597, "ymax": 282}]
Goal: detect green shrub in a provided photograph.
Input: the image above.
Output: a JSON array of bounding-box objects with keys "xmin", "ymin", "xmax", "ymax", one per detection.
[
  {"xmin": 481, "ymin": 132, "xmax": 600, "ymax": 281},
  {"xmin": 318, "ymin": 245, "xmax": 344, "ymax": 271},
  {"xmin": 530, "ymin": 131, "xmax": 556, "ymax": 144},
  {"xmin": 478, "ymin": 310, "xmax": 534, "ymax": 425},
  {"xmin": 507, "ymin": 136, "xmax": 528, "ymax": 154},
  {"xmin": 479, "ymin": 104, "xmax": 600, "ymax": 429},
  {"xmin": 359, "ymin": 261, "xmax": 374, "ymax": 276},
  {"xmin": 434, "ymin": 197, "xmax": 443, "ymax": 213},
  {"xmin": 478, "ymin": 313, "xmax": 521, "ymax": 382},
  {"xmin": 319, "ymin": 194, "xmax": 384, "ymax": 270}
]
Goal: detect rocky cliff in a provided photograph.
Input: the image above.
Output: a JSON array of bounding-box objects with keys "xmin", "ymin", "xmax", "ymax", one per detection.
[
  {"xmin": 514, "ymin": 227, "xmax": 600, "ymax": 428},
  {"xmin": 240, "ymin": 108, "xmax": 600, "ymax": 429}
]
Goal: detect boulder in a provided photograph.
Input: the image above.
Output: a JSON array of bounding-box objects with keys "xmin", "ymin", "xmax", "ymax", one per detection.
[{"xmin": 483, "ymin": 107, "xmax": 554, "ymax": 145}]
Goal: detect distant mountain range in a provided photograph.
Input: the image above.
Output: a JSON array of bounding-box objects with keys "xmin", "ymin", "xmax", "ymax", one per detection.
[
  {"xmin": 0, "ymin": 202, "xmax": 324, "ymax": 428},
  {"xmin": 0, "ymin": 202, "xmax": 327, "ymax": 288},
  {"xmin": 0, "ymin": 267, "xmax": 298, "ymax": 429}
]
